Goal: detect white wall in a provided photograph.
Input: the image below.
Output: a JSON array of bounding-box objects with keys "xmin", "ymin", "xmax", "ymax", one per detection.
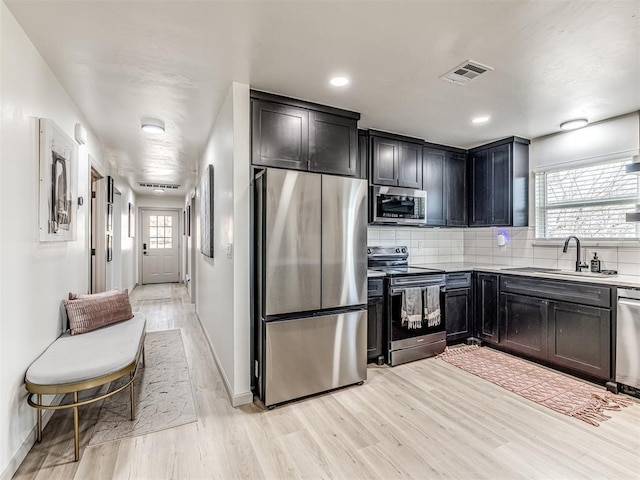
[
  {"xmin": 0, "ymin": 4, "xmax": 106, "ymax": 477},
  {"xmin": 195, "ymin": 82, "xmax": 251, "ymax": 406},
  {"xmin": 117, "ymin": 179, "xmax": 138, "ymax": 292},
  {"xmin": 136, "ymin": 194, "xmax": 185, "ymax": 209}
]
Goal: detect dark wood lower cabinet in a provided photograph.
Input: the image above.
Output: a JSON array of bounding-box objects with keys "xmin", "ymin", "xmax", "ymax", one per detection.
[
  {"xmin": 495, "ymin": 275, "xmax": 613, "ymax": 383},
  {"xmin": 445, "ymin": 288, "xmax": 472, "ymax": 344},
  {"xmin": 548, "ymin": 302, "xmax": 611, "ymax": 381},
  {"xmin": 367, "ymin": 295, "xmax": 384, "ymax": 365},
  {"xmin": 500, "ymin": 293, "xmax": 548, "ymax": 360},
  {"xmin": 475, "ymin": 273, "xmax": 499, "ymax": 344}
]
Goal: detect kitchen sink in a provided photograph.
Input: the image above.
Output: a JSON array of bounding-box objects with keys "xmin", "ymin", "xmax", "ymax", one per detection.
[
  {"xmin": 546, "ymin": 270, "xmax": 617, "ymax": 278},
  {"xmin": 502, "ymin": 266, "xmax": 616, "ymax": 277},
  {"xmin": 501, "ymin": 267, "xmax": 561, "ymax": 273}
]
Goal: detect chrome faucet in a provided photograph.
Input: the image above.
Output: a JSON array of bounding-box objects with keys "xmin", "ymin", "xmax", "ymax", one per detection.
[{"xmin": 562, "ymin": 235, "xmax": 588, "ymax": 272}]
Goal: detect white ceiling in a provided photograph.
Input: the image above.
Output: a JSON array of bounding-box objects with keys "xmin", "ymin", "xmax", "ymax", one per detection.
[{"xmin": 6, "ymin": 1, "xmax": 640, "ymax": 197}]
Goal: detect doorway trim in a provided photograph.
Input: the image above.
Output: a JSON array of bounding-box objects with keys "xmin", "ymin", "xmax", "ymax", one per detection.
[
  {"xmin": 138, "ymin": 207, "xmax": 182, "ymax": 285},
  {"xmin": 89, "ymin": 157, "xmax": 107, "ymax": 293}
]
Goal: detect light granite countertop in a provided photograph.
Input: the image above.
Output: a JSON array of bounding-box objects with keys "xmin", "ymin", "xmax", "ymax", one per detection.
[{"xmin": 411, "ymin": 263, "xmax": 640, "ymax": 288}]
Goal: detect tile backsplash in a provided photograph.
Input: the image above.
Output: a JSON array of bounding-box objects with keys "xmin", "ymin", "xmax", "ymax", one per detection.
[{"xmin": 368, "ymin": 225, "xmax": 640, "ymax": 278}]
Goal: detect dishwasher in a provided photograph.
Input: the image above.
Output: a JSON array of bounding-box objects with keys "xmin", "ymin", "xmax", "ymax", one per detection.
[{"xmin": 615, "ymin": 288, "xmax": 640, "ymax": 394}]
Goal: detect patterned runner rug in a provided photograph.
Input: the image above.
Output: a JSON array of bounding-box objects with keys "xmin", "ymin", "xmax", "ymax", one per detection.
[
  {"xmin": 438, "ymin": 345, "xmax": 634, "ymax": 426},
  {"xmin": 88, "ymin": 329, "xmax": 197, "ymax": 445}
]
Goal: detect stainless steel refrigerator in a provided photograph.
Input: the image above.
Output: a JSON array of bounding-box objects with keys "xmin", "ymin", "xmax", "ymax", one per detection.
[{"xmin": 254, "ymin": 168, "xmax": 368, "ymax": 407}]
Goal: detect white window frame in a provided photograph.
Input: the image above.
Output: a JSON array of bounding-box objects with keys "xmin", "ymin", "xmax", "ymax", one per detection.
[{"xmin": 535, "ymin": 157, "xmax": 640, "ymax": 241}]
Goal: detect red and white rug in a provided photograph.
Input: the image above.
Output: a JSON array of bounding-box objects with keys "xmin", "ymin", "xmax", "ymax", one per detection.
[{"xmin": 438, "ymin": 345, "xmax": 634, "ymax": 426}]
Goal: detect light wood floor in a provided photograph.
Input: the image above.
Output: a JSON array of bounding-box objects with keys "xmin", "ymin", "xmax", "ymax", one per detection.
[{"xmin": 14, "ymin": 283, "xmax": 640, "ymax": 479}]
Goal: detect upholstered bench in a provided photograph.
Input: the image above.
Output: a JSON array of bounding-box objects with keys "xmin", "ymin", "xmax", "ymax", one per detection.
[{"xmin": 25, "ymin": 305, "xmax": 146, "ymax": 461}]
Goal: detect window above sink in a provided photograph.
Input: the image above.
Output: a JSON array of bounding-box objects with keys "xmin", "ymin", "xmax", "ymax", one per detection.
[{"xmin": 535, "ymin": 158, "xmax": 639, "ymax": 241}]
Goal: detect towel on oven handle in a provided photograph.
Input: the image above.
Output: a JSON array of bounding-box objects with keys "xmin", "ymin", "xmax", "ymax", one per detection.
[
  {"xmin": 424, "ymin": 285, "xmax": 441, "ymax": 327},
  {"xmin": 401, "ymin": 287, "xmax": 423, "ymax": 329}
]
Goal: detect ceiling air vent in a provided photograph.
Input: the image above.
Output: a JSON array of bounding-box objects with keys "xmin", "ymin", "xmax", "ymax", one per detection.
[
  {"xmin": 138, "ymin": 182, "xmax": 180, "ymax": 190},
  {"xmin": 440, "ymin": 60, "xmax": 494, "ymax": 85}
]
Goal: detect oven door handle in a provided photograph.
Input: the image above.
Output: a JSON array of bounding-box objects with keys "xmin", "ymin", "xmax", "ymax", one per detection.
[{"xmin": 390, "ymin": 285, "xmax": 445, "ymax": 295}]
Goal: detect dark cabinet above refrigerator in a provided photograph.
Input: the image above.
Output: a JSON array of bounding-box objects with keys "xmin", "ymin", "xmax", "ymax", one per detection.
[{"xmin": 251, "ymin": 90, "xmax": 361, "ymax": 178}]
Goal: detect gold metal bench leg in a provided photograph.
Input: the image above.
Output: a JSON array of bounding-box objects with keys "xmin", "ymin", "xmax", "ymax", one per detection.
[
  {"xmin": 73, "ymin": 391, "xmax": 79, "ymax": 462},
  {"xmin": 37, "ymin": 394, "xmax": 42, "ymax": 443},
  {"xmin": 130, "ymin": 371, "xmax": 135, "ymax": 421}
]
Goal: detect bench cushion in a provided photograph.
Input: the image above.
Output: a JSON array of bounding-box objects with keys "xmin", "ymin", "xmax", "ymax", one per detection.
[{"xmin": 26, "ymin": 314, "xmax": 146, "ymax": 386}]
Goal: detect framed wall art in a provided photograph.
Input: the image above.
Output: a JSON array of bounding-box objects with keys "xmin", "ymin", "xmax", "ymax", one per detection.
[
  {"xmin": 106, "ymin": 234, "xmax": 113, "ymax": 262},
  {"xmin": 39, "ymin": 119, "xmax": 78, "ymax": 241},
  {"xmin": 186, "ymin": 204, "xmax": 191, "ymax": 237},
  {"xmin": 106, "ymin": 203, "xmax": 113, "ymax": 232},
  {"xmin": 106, "ymin": 176, "xmax": 114, "ymax": 204},
  {"xmin": 128, "ymin": 202, "xmax": 135, "ymax": 237},
  {"xmin": 199, "ymin": 164, "xmax": 214, "ymax": 257}
]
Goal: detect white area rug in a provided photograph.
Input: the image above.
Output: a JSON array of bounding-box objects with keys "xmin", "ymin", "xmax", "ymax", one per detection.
[
  {"xmin": 88, "ymin": 329, "xmax": 197, "ymax": 445},
  {"xmin": 137, "ymin": 284, "xmax": 172, "ymax": 301}
]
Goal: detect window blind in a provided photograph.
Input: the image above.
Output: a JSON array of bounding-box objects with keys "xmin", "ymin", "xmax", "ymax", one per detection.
[{"xmin": 535, "ymin": 159, "xmax": 639, "ymax": 239}]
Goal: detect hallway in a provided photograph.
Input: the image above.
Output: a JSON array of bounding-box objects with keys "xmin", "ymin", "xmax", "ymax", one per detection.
[{"xmin": 13, "ymin": 284, "xmax": 640, "ymax": 480}]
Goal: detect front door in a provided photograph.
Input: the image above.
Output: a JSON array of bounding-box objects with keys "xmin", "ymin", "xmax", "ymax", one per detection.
[{"xmin": 142, "ymin": 209, "xmax": 180, "ymax": 284}]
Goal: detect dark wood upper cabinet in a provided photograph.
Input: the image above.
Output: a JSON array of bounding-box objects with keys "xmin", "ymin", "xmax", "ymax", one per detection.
[
  {"xmin": 446, "ymin": 151, "xmax": 468, "ymax": 226},
  {"xmin": 370, "ymin": 136, "xmax": 398, "ymax": 186},
  {"xmin": 423, "ymin": 147, "xmax": 446, "ymax": 226},
  {"xmin": 398, "ymin": 141, "xmax": 423, "ymax": 188},
  {"xmin": 309, "ymin": 111, "xmax": 357, "ymax": 176},
  {"xmin": 252, "ymin": 100, "xmax": 309, "ymax": 171},
  {"xmin": 469, "ymin": 137, "xmax": 529, "ymax": 227},
  {"xmin": 250, "ymin": 91, "xmax": 360, "ymax": 177},
  {"xmin": 369, "ymin": 131, "xmax": 423, "ymax": 188},
  {"xmin": 423, "ymin": 146, "xmax": 467, "ymax": 227},
  {"xmin": 357, "ymin": 129, "xmax": 368, "ymax": 180}
]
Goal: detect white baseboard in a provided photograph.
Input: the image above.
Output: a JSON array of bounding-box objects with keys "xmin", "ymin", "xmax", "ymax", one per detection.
[
  {"xmin": 194, "ymin": 312, "xmax": 253, "ymax": 407},
  {"xmin": 0, "ymin": 393, "xmax": 64, "ymax": 480}
]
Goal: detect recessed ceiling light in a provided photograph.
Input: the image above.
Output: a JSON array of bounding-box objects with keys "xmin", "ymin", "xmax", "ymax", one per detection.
[
  {"xmin": 153, "ymin": 188, "xmax": 165, "ymax": 194},
  {"xmin": 141, "ymin": 118, "xmax": 165, "ymax": 134},
  {"xmin": 329, "ymin": 76, "xmax": 350, "ymax": 87},
  {"xmin": 560, "ymin": 118, "xmax": 588, "ymax": 131},
  {"xmin": 472, "ymin": 116, "xmax": 491, "ymax": 124}
]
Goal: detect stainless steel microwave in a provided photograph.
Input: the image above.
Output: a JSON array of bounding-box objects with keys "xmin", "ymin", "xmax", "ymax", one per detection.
[{"xmin": 371, "ymin": 186, "xmax": 427, "ymax": 225}]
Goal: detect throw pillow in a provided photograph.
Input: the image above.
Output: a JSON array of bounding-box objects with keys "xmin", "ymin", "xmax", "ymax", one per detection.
[
  {"xmin": 64, "ymin": 290, "xmax": 133, "ymax": 335},
  {"xmin": 68, "ymin": 288, "xmax": 124, "ymax": 300}
]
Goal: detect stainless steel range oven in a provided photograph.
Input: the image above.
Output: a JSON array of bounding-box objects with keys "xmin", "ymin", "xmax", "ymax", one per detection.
[
  {"xmin": 368, "ymin": 246, "xmax": 447, "ymax": 366},
  {"xmin": 386, "ymin": 273, "xmax": 446, "ymax": 366}
]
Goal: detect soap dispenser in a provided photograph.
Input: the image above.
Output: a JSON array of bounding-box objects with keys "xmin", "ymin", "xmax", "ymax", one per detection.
[{"xmin": 590, "ymin": 252, "xmax": 601, "ymax": 273}]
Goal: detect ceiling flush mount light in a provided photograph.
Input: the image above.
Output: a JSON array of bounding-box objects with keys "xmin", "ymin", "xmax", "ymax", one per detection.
[
  {"xmin": 329, "ymin": 76, "xmax": 350, "ymax": 87},
  {"xmin": 560, "ymin": 118, "xmax": 588, "ymax": 131},
  {"xmin": 141, "ymin": 118, "xmax": 165, "ymax": 134},
  {"xmin": 153, "ymin": 188, "xmax": 165, "ymax": 194},
  {"xmin": 472, "ymin": 116, "xmax": 490, "ymax": 124}
]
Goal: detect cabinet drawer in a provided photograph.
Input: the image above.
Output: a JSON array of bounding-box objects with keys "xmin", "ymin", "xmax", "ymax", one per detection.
[
  {"xmin": 368, "ymin": 278, "xmax": 384, "ymax": 298},
  {"xmin": 500, "ymin": 276, "xmax": 611, "ymax": 308},
  {"xmin": 446, "ymin": 273, "xmax": 471, "ymax": 289}
]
